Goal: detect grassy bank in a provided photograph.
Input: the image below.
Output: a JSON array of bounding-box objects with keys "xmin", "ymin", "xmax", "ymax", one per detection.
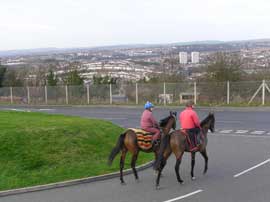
[{"xmin": 0, "ymin": 111, "xmax": 153, "ymax": 191}]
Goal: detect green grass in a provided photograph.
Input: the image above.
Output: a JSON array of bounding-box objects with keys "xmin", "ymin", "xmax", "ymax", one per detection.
[{"xmin": 0, "ymin": 111, "xmax": 153, "ymax": 191}]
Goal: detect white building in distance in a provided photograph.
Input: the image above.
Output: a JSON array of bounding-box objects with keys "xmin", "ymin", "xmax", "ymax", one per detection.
[
  {"xmin": 179, "ymin": 52, "xmax": 188, "ymax": 64},
  {"xmin": 191, "ymin": 52, "xmax": 200, "ymax": 63}
]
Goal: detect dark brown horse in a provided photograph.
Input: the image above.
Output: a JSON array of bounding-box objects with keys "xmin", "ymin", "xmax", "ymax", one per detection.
[
  {"xmin": 108, "ymin": 111, "xmax": 177, "ymax": 184},
  {"xmin": 154, "ymin": 112, "xmax": 215, "ymax": 189}
]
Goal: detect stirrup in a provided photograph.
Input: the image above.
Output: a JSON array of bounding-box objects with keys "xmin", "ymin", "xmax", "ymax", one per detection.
[{"xmin": 152, "ymin": 139, "xmax": 159, "ymax": 146}]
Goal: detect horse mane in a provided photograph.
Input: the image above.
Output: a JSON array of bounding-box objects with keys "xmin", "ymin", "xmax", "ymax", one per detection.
[
  {"xmin": 159, "ymin": 112, "xmax": 177, "ymax": 129},
  {"xmin": 200, "ymin": 113, "xmax": 214, "ymax": 127},
  {"xmin": 159, "ymin": 116, "xmax": 171, "ymax": 127}
]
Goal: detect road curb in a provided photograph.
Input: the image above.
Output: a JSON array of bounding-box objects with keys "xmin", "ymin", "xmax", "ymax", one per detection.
[{"xmin": 0, "ymin": 161, "xmax": 154, "ymax": 198}]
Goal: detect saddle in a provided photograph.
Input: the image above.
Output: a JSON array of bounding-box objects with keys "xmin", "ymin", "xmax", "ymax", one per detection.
[
  {"xmin": 128, "ymin": 128, "xmax": 154, "ymax": 150},
  {"xmin": 180, "ymin": 129, "xmax": 202, "ymax": 152}
]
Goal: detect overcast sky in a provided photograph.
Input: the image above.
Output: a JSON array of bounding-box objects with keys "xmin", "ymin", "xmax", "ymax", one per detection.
[{"xmin": 0, "ymin": 0, "xmax": 270, "ymax": 50}]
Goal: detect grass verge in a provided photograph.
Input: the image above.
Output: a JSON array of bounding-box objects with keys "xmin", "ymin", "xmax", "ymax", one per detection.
[{"xmin": 0, "ymin": 111, "xmax": 153, "ymax": 191}]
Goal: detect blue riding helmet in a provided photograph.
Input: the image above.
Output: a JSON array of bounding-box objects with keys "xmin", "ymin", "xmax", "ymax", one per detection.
[{"xmin": 144, "ymin": 101, "xmax": 154, "ymax": 109}]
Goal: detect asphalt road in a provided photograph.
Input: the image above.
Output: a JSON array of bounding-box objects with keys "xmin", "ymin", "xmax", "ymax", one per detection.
[
  {"xmin": 2, "ymin": 105, "xmax": 270, "ymax": 131},
  {"xmin": 0, "ymin": 106, "xmax": 270, "ymax": 202}
]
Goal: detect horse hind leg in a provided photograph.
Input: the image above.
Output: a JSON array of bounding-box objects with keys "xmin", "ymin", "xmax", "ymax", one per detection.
[
  {"xmin": 120, "ymin": 148, "xmax": 127, "ymax": 184},
  {"xmin": 155, "ymin": 147, "xmax": 171, "ymax": 189},
  {"xmin": 155, "ymin": 157, "xmax": 167, "ymax": 189},
  {"xmin": 200, "ymin": 149, "xmax": 208, "ymax": 174},
  {"xmin": 175, "ymin": 155, "xmax": 184, "ymax": 184},
  {"xmin": 191, "ymin": 152, "xmax": 196, "ymax": 180},
  {"xmin": 131, "ymin": 151, "xmax": 139, "ymax": 181},
  {"xmin": 155, "ymin": 142, "xmax": 172, "ymax": 190}
]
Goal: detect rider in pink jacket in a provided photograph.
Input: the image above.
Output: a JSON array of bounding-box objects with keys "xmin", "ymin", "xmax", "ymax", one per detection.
[
  {"xmin": 179, "ymin": 100, "xmax": 201, "ymax": 145},
  {"xmin": 140, "ymin": 101, "xmax": 160, "ymax": 145}
]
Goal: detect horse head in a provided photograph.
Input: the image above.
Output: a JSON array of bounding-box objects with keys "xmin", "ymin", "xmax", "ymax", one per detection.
[
  {"xmin": 159, "ymin": 111, "xmax": 177, "ymax": 132},
  {"xmin": 200, "ymin": 112, "xmax": 215, "ymax": 133},
  {"xmin": 170, "ymin": 111, "xmax": 177, "ymax": 130},
  {"xmin": 209, "ymin": 112, "xmax": 215, "ymax": 132}
]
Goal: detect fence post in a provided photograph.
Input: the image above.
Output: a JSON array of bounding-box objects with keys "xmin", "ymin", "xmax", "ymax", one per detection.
[
  {"xmin": 163, "ymin": 82, "xmax": 166, "ymax": 106},
  {"xmin": 45, "ymin": 85, "xmax": 48, "ymax": 104},
  {"xmin": 136, "ymin": 83, "xmax": 138, "ymax": 105},
  {"xmin": 10, "ymin": 87, "xmax": 13, "ymax": 104},
  {"xmin": 109, "ymin": 84, "xmax": 112, "ymax": 104},
  {"xmin": 87, "ymin": 84, "xmax": 90, "ymax": 104},
  {"xmin": 262, "ymin": 80, "xmax": 265, "ymax": 105},
  {"xmin": 227, "ymin": 81, "xmax": 230, "ymax": 105},
  {"xmin": 65, "ymin": 85, "xmax": 69, "ymax": 105},
  {"xmin": 194, "ymin": 82, "xmax": 197, "ymax": 104},
  {"xmin": 27, "ymin": 86, "xmax": 30, "ymax": 104}
]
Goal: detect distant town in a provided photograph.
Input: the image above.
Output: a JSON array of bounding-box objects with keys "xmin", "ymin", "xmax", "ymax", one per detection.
[{"xmin": 1, "ymin": 39, "xmax": 270, "ymax": 85}]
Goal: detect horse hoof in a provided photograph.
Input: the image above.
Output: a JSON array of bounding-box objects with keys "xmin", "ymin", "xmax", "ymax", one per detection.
[
  {"xmin": 179, "ymin": 181, "xmax": 184, "ymax": 185},
  {"xmin": 156, "ymin": 185, "xmax": 160, "ymax": 190},
  {"xmin": 192, "ymin": 177, "xmax": 196, "ymax": 180},
  {"xmin": 121, "ymin": 182, "xmax": 126, "ymax": 185}
]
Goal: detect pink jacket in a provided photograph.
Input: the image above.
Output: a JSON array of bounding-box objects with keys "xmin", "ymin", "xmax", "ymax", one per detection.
[
  {"xmin": 179, "ymin": 107, "xmax": 200, "ymax": 129},
  {"xmin": 140, "ymin": 110, "xmax": 159, "ymax": 129}
]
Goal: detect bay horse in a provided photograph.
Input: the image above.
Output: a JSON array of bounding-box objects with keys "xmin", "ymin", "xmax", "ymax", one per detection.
[
  {"xmin": 154, "ymin": 112, "xmax": 215, "ymax": 189},
  {"xmin": 108, "ymin": 111, "xmax": 177, "ymax": 184}
]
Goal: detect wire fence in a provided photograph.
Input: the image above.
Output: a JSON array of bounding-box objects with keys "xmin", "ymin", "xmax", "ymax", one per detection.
[{"xmin": 1, "ymin": 80, "xmax": 270, "ymax": 106}]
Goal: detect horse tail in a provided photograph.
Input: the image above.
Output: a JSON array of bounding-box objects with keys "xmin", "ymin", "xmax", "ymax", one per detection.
[
  {"xmin": 108, "ymin": 133, "xmax": 126, "ymax": 166},
  {"xmin": 153, "ymin": 134, "xmax": 171, "ymax": 170}
]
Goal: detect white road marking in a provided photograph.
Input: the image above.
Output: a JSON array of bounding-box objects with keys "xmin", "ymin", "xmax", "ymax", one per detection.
[
  {"xmin": 1, "ymin": 108, "xmax": 31, "ymax": 112},
  {"xmin": 250, "ymin": 130, "xmax": 265, "ymax": 135},
  {"xmin": 163, "ymin": 190, "xmax": 203, "ymax": 202},
  {"xmin": 234, "ymin": 159, "xmax": 270, "ymax": 178},
  {"xmin": 39, "ymin": 109, "xmax": 55, "ymax": 111},
  {"xmin": 215, "ymin": 129, "xmax": 270, "ymax": 136},
  {"xmin": 10, "ymin": 108, "xmax": 24, "ymax": 111},
  {"xmin": 235, "ymin": 130, "xmax": 249, "ymax": 134},
  {"xmin": 219, "ymin": 130, "xmax": 233, "ymax": 133},
  {"xmin": 217, "ymin": 120, "xmax": 243, "ymax": 123},
  {"xmin": 10, "ymin": 108, "xmax": 30, "ymax": 112},
  {"xmin": 212, "ymin": 133, "xmax": 270, "ymax": 138}
]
